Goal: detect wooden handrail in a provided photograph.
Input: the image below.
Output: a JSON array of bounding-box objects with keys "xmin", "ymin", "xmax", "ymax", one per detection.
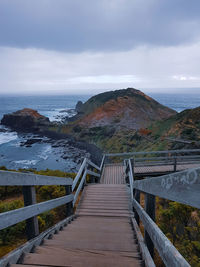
[
  {"xmin": 125, "ymin": 158, "xmax": 199, "ymax": 266},
  {"xmin": 128, "ymin": 159, "xmax": 134, "ymax": 201},
  {"xmin": 0, "ymin": 155, "xmax": 105, "ymax": 241},
  {"xmin": 100, "ymin": 155, "xmax": 105, "ymax": 171},
  {"xmin": 133, "ymin": 167, "xmax": 200, "ymax": 209},
  {"xmin": 0, "ymin": 195, "xmax": 73, "ymax": 231},
  {"xmin": 0, "ymin": 170, "xmax": 73, "ymax": 186},
  {"xmin": 73, "ymin": 169, "xmax": 87, "ymax": 206},
  {"xmin": 133, "ymin": 199, "xmax": 190, "ymax": 267},
  {"xmin": 105, "ymin": 148, "xmax": 200, "ymax": 157},
  {"xmin": 72, "ymin": 156, "xmax": 105, "ymax": 206},
  {"xmin": 72, "ymin": 158, "xmax": 87, "ymax": 191}
]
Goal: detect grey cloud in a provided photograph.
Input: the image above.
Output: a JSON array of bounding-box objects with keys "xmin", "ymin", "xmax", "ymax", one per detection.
[{"xmin": 0, "ymin": 0, "xmax": 200, "ymax": 52}]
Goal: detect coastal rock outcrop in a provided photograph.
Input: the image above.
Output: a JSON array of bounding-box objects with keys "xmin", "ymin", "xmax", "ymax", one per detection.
[
  {"xmin": 1, "ymin": 108, "xmax": 50, "ymax": 132},
  {"xmin": 72, "ymin": 88, "xmax": 177, "ymax": 129},
  {"xmin": 75, "ymin": 101, "xmax": 83, "ymax": 113}
]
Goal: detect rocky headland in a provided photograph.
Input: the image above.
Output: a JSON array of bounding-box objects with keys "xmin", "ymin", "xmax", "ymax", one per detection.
[
  {"xmin": 1, "ymin": 88, "xmax": 199, "ymax": 158},
  {"xmin": 70, "ymin": 88, "xmax": 176, "ymax": 129},
  {"xmin": 1, "ymin": 108, "xmax": 50, "ymax": 132}
]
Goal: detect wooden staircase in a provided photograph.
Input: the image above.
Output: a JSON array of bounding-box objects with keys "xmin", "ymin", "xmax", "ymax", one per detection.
[{"xmin": 13, "ymin": 165, "xmax": 142, "ymax": 267}]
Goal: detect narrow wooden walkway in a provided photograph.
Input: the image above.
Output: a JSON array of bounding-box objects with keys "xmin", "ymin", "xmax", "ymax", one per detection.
[
  {"xmin": 100, "ymin": 164, "xmax": 125, "ymax": 184},
  {"xmin": 134, "ymin": 163, "xmax": 200, "ymax": 176},
  {"xmin": 13, "ymin": 165, "xmax": 142, "ymax": 267}
]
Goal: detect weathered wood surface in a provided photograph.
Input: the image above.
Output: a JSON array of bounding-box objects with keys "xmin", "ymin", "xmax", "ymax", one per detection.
[
  {"xmin": 100, "ymin": 164, "xmax": 125, "ymax": 184},
  {"xmin": 133, "ymin": 167, "xmax": 200, "ymax": 209},
  {"xmin": 134, "ymin": 163, "xmax": 200, "ymax": 176},
  {"xmin": 12, "ymin": 166, "xmax": 142, "ymax": 267},
  {"xmin": 132, "ymin": 199, "xmax": 190, "ymax": 266},
  {"xmin": 76, "ymin": 184, "xmax": 131, "ymax": 217},
  {"xmin": 22, "ymin": 186, "xmax": 39, "ymax": 240},
  {"xmin": 0, "ymin": 170, "xmax": 73, "ymax": 186},
  {"xmin": 105, "ymin": 148, "xmax": 200, "ymax": 157},
  {"xmin": 0, "ymin": 194, "xmax": 73, "ymax": 230},
  {"xmin": 131, "ymin": 217, "xmax": 155, "ymax": 267},
  {"xmin": 0, "ymin": 215, "xmax": 74, "ymax": 267}
]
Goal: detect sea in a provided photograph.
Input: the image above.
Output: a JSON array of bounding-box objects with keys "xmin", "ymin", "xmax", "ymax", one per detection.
[{"xmin": 0, "ymin": 92, "xmax": 200, "ymax": 171}]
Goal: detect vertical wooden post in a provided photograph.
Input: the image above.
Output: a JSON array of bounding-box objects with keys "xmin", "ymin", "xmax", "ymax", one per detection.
[
  {"xmin": 134, "ymin": 189, "xmax": 140, "ymax": 225},
  {"xmin": 65, "ymin": 185, "xmax": 73, "ymax": 217},
  {"xmin": 130, "ymin": 158, "xmax": 135, "ymax": 176},
  {"xmin": 125, "ymin": 160, "xmax": 129, "ymax": 184},
  {"xmin": 174, "ymin": 155, "xmax": 177, "ymax": 172},
  {"xmin": 82, "ymin": 163, "xmax": 88, "ymax": 189},
  {"xmin": 144, "ymin": 193, "xmax": 155, "ymax": 258},
  {"xmin": 22, "ymin": 186, "xmax": 39, "ymax": 240},
  {"xmin": 91, "ymin": 167, "xmax": 96, "ymax": 183}
]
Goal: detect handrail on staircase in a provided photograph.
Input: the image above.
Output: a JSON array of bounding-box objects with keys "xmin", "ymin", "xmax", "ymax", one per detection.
[
  {"xmin": 0, "ymin": 154, "xmax": 105, "ymax": 265},
  {"xmin": 72, "ymin": 155, "xmax": 105, "ymax": 206},
  {"xmin": 125, "ymin": 159, "xmax": 200, "ymax": 267}
]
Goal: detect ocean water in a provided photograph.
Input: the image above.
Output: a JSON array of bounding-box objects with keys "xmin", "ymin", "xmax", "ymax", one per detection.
[
  {"xmin": 149, "ymin": 93, "xmax": 200, "ymax": 112},
  {"xmin": 0, "ymin": 92, "xmax": 199, "ymax": 171},
  {"xmin": 0, "ymin": 95, "xmax": 91, "ymax": 171}
]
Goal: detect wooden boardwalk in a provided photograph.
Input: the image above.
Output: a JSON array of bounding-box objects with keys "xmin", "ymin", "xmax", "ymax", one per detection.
[
  {"xmin": 134, "ymin": 163, "xmax": 200, "ymax": 176},
  {"xmin": 13, "ymin": 165, "xmax": 142, "ymax": 267},
  {"xmin": 100, "ymin": 164, "xmax": 125, "ymax": 184}
]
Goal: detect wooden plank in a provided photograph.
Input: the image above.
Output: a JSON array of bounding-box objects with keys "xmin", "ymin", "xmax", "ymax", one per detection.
[
  {"xmin": 100, "ymin": 155, "xmax": 106, "ymax": 171},
  {"xmin": 52, "ymin": 231, "xmax": 133, "ymax": 241},
  {"xmin": 133, "ymin": 167, "xmax": 200, "ymax": 209},
  {"xmin": 73, "ymin": 169, "xmax": 87, "ymax": 206},
  {"xmin": 22, "ymin": 186, "xmax": 39, "ymax": 240},
  {"xmin": 35, "ymin": 246, "xmax": 140, "ymax": 258},
  {"xmin": 0, "ymin": 215, "xmax": 74, "ymax": 267},
  {"xmin": 11, "ymin": 265, "xmax": 43, "ymax": 267},
  {"xmin": 76, "ymin": 212, "xmax": 130, "ymax": 217},
  {"xmin": 87, "ymin": 169, "xmax": 100, "ymax": 177},
  {"xmin": 105, "ymin": 148, "xmax": 200, "ymax": 157},
  {"xmin": 131, "ymin": 217, "xmax": 155, "ymax": 267},
  {"xmin": 0, "ymin": 194, "xmax": 73, "ymax": 230},
  {"xmin": 62, "ymin": 225, "xmax": 133, "ymax": 233},
  {"xmin": 79, "ymin": 206, "xmax": 129, "ymax": 210},
  {"xmin": 44, "ymin": 238, "xmax": 137, "ymax": 252},
  {"xmin": 22, "ymin": 251, "xmax": 142, "ymax": 267},
  {"xmin": 101, "ymin": 165, "xmax": 125, "ymax": 184},
  {"xmin": 144, "ymin": 193, "xmax": 155, "ymax": 258},
  {"xmin": 87, "ymin": 159, "xmax": 101, "ymax": 171},
  {"xmin": 132, "ymin": 199, "xmax": 190, "ymax": 267},
  {"xmin": 0, "ymin": 170, "xmax": 73, "ymax": 186},
  {"xmin": 72, "ymin": 158, "xmax": 87, "ymax": 191}
]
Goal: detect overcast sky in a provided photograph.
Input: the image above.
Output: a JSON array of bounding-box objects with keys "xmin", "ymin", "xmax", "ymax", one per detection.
[{"xmin": 0, "ymin": 0, "xmax": 200, "ymax": 95}]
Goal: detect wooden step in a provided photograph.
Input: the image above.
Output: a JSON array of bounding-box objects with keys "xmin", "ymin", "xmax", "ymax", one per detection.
[{"xmin": 19, "ymin": 250, "xmax": 142, "ymax": 267}]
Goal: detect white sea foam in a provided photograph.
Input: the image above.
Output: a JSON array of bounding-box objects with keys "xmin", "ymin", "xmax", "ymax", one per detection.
[
  {"xmin": 42, "ymin": 108, "xmax": 77, "ymax": 122},
  {"xmin": 39, "ymin": 146, "xmax": 52, "ymax": 160},
  {"xmin": 0, "ymin": 131, "xmax": 18, "ymax": 145},
  {"xmin": 14, "ymin": 160, "xmax": 38, "ymax": 165}
]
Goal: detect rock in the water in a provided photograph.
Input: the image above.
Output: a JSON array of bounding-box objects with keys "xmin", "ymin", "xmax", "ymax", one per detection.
[
  {"xmin": 1, "ymin": 108, "xmax": 50, "ymax": 132},
  {"xmin": 75, "ymin": 101, "xmax": 83, "ymax": 113}
]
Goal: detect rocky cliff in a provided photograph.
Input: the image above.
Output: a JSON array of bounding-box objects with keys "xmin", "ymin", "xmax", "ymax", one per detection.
[
  {"xmin": 73, "ymin": 88, "xmax": 176, "ymax": 129},
  {"xmin": 1, "ymin": 108, "xmax": 50, "ymax": 132}
]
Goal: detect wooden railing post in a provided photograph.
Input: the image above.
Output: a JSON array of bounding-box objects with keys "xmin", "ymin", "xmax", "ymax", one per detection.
[
  {"xmin": 22, "ymin": 186, "xmax": 39, "ymax": 240},
  {"xmin": 174, "ymin": 154, "xmax": 177, "ymax": 172},
  {"xmin": 125, "ymin": 160, "xmax": 129, "ymax": 184},
  {"xmin": 134, "ymin": 189, "xmax": 140, "ymax": 225},
  {"xmin": 144, "ymin": 193, "xmax": 155, "ymax": 259},
  {"xmin": 90, "ymin": 167, "xmax": 96, "ymax": 183},
  {"xmin": 85, "ymin": 163, "xmax": 88, "ymax": 186},
  {"xmin": 130, "ymin": 158, "xmax": 135, "ymax": 177},
  {"xmin": 65, "ymin": 185, "xmax": 73, "ymax": 217}
]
